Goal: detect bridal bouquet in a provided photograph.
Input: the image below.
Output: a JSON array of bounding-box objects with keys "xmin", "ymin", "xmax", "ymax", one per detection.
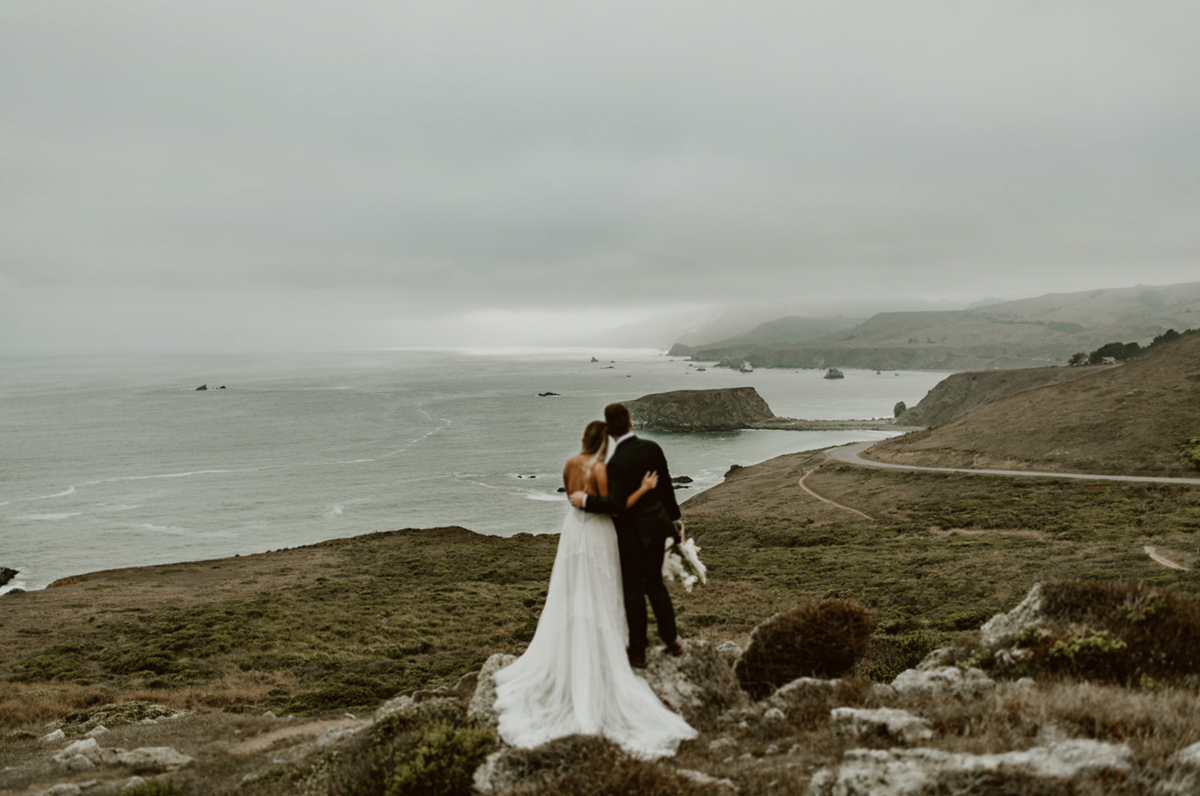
[{"xmin": 662, "ymin": 536, "xmax": 707, "ymax": 593}]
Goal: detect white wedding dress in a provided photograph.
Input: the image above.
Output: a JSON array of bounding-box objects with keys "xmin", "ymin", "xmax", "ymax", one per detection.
[{"xmin": 492, "ymin": 505, "xmax": 697, "ymax": 759}]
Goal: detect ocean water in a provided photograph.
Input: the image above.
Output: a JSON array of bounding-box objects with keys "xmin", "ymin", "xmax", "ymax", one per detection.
[{"xmin": 0, "ymin": 348, "xmax": 946, "ymax": 592}]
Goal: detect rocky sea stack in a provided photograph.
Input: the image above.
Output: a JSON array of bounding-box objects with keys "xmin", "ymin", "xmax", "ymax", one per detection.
[{"xmin": 625, "ymin": 387, "xmax": 776, "ymax": 432}]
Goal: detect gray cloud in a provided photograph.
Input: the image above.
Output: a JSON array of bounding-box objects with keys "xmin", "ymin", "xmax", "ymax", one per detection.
[{"xmin": 3, "ymin": 1, "xmax": 1199, "ymax": 349}]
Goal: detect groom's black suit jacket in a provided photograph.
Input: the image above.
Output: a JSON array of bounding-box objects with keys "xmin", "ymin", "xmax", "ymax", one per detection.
[{"xmin": 583, "ymin": 435, "xmax": 681, "ymax": 548}]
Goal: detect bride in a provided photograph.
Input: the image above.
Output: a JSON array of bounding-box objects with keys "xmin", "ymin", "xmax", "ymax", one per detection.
[{"xmin": 492, "ymin": 420, "xmax": 697, "ymax": 759}]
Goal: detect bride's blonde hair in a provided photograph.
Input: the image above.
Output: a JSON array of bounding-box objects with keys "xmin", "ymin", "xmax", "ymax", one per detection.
[{"xmin": 581, "ymin": 420, "xmax": 609, "ymax": 469}]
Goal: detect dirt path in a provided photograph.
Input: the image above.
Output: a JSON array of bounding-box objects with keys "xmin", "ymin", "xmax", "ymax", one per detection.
[
  {"xmin": 826, "ymin": 442, "xmax": 1198, "ymax": 570},
  {"xmin": 797, "ymin": 464, "xmax": 874, "ymax": 521}
]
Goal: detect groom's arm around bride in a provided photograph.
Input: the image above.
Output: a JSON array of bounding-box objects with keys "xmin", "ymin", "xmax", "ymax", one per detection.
[{"xmin": 569, "ymin": 403, "xmax": 685, "ymax": 663}]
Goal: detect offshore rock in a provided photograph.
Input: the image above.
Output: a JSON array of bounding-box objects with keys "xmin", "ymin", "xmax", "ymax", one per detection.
[
  {"xmin": 0, "ymin": 566, "xmax": 17, "ymax": 587},
  {"xmin": 824, "ymin": 368, "xmax": 845, "ymax": 380},
  {"xmin": 626, "ymin": 387, "xmax": 776, "ymax": 432}
]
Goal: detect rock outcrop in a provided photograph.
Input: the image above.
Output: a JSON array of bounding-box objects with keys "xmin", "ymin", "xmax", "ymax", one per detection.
[
  {"xmin": 824, "ymin": 368, "xmax": 845, "ymax": 379},
  {"xmin": 809, "ymin": 740, "xmax": 1133, "ymax": 796},
  {"xmin": 625, "ymin": 387, "xmax": 776, "ymax": 432},
  {"xmin": 0, "ymin": 566, "xmax": 17, "ymax": 587}
]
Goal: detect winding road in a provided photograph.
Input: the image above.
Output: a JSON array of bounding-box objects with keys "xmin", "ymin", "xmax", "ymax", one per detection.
[
  {"xmin": 826, "ymin": 441, "xmax": 1200, "ymax": 486},
  {"xmin": 805, "ymin": 441, "xmax": 1200, "ymax": 571}
]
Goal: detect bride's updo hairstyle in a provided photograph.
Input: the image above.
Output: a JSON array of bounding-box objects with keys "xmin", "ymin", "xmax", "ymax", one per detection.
[{"xmin": 581, "ymin": 420, "xmax": 609, "ymax": 462}]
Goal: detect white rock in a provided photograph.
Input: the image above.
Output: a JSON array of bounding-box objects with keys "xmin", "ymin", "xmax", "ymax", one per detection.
[
  {"xmin": 317, "ymin": 726, "xmax": 362, "ymax": 747},
  {"xmin": 832, "ymin": 707, "xmax": 934, "ymax": 744},
  {"xmin": 467, "ymin": 653, "xmax": 518, "ymax": 726},
  {"xmin": 1172, "ymin": 740, "xmax": 1200, "ymax": 768},
  {"xmin": 981, "ymin": 583, "xmax": 1044, "ymax": 652},
  {"xmin": 62, "ymin": 754, "xmax": 96, "ymax": 772},
  {"xmin": 766, "ymin": 677, "xmax": 836, "ymax": 712},
  {"xmin": 262, "ymin": 710, "xmax": 276, "ymax": 719},
  {"xmin": 914, "ymin": 647, "xmax": 957, "ymax": 671},
  {"xmin": 871, "ymin": 683, "xmax": 897, "ymax": 700},
  {"xmin": 374, "ymin": 694, "xmax": 414, "ymax": 721},
  {"xmin": 84, "ymin": 726, "xmax": 109, "ymax": 738},
  {"xmin": 120, "ymin": 777, "xmax": 146, "ymax": 793},
  {"xmin": 716, "ymin": 640, "xmax": 743, "ymax": 663},
  {"xmin": 39, "ymin": 729, "xmax": 66, "ymax": 743},
  {"xmin": 765, "ymin": 744, "xmax": 780, "ymax": 755},
  {"xmin": 806, "ymin": 767, "xmax": 836, "ymax": 796},
  {"xmin": 828, "ymin": 739, "xmax": 1131, "ymax": 795},
  {"xmin": 678, "ymin": 768, "xmax": 738, "ymax": 790},
  {"xmin": 708, "ymin": 737, "xmax": 738, "ymax": 753},
  {"xmin": 635, "ymin": 639, "xmax": 745, "ymax": 720},
  {"xmin": 115, "ymin": 746, "xmax": 195, "ymax": 772},
  {"xmin": 891, "ymin": 666, "xmax": 994, "ymax": 698},
  {"xmin": 137, "ymin": 719, "xmax": 157, "ymax": 726},
  {"xmin": 42, "ymin": 785, "xmax": 83, "ymax": 796},
  {"xmin": 53, "ymin": 738, "xmax": 100, "ymax": 764},
  {"xmin": 763, "ymin": 707, "xmax": 785, "ymax": 723}
]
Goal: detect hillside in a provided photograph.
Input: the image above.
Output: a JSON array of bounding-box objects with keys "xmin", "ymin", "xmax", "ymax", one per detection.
[
  {"xmin": 868, "ymin": 332, "xmax": 1200, "ymax": 476},
  {"xmin": 896, "ymin": 365, "xmax": 1109, "ymax": 427},
  {"xmin": 680, "ymin": 282, "xmax": 1200, "ymax": 370}
]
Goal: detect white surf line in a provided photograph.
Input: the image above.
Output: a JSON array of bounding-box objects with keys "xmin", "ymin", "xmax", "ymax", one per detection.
[
  {"xmin": 827, "ymin": 442, "xmax": 1200, "ymax": 486},
  {"xmin": 797, "ymin": 464, "xmax": 874, "ymax": 521},
  {"xmin": 1144, "ymin": 546, "xmax": 1189, "ymax": 571}
]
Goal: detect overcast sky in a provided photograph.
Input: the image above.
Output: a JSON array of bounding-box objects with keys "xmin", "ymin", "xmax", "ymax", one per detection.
[{"xmin": 2, "ymin": 1, "xmax": 1198, "ymax": 351}]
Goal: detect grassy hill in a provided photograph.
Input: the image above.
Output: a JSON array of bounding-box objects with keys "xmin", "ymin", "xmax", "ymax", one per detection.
[
  {"xmin": 683, "ymin": 282, "xmax": 1200, "ymax": 370},
  {"xmin": 869, "ymin": 331, "xmax": 1200, "ymax": 476}
]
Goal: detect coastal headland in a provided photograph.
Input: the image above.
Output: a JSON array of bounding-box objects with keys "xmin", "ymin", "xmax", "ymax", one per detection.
[{"xmin": 4, "ymin": 335, "xmax": 1200, "ymax": 793}]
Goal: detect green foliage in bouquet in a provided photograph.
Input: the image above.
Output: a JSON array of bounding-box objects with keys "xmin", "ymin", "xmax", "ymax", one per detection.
[{"xmin": 734, "ymin": 599, "xmax": 872, "ymax": 699}]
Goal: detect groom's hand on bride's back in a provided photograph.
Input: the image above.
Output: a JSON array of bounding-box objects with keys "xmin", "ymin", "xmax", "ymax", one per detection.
[{"xmin": 568, "ymin": 491, "xmax": 587, "ymax": 509}]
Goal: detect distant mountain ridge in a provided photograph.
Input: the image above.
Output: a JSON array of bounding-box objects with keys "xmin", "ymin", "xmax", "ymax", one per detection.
[{"xmin": 675, "ymin": 282, "xmax": 1200, "ymax": 371}]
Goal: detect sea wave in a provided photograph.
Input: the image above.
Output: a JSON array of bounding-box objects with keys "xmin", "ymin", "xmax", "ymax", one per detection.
[
  {"xmin": 38, "ymin": 486, "xmax": 76, "ymax": 499},
  {"xmin": 523, "ymin": 492, "xmax": 565, "ymax": 502},
  {"xmin": 19, "ymin": 512, "xmax": 82, "ymax": 521},
  {"xmin": 137, "ymin": 523, "xmax": 236, "ymax": 538}
]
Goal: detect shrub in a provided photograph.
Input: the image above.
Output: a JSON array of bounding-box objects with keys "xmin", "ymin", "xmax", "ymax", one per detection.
[
  {"xmin": 386, "ymin": 721, "xmax": 495, "ymax": 796},
  {"xmin": 734, "ymin": 600, "xmax": 872, "ymax": 698},
  {"xmin": 1009, "ymin": 581, "xmax": 1200, "ymax": 685},
  {"xmin": 1180, "ymin": 437, "xmax": 1200, "ymax": 471},
  {"xmin": 494, "ymin": 735, "xmax": 718, "ymax": 796},
  {"xmin": 8, "ymin": 654, "xmax": 88, "ymax": 683},
  {"xmin": 858, "ymin": 629, "xmax": 947, "ymax": 683}
]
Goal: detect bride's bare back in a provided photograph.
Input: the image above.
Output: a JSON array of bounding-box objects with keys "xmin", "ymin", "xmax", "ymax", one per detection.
[{"xmin": 563, "ymin": 454, "xmax": 608, "ymax": 497}]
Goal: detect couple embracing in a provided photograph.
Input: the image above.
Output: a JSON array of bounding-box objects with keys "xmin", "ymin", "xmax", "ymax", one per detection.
[{"xmin": 492, "ymin": 403, "xmax": 698, "ymax": 759}]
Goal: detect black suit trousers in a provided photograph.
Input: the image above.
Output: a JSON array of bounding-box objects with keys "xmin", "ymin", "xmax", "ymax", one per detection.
[{"xmin": 618, "ymin": 531, "xmax": 677, "ymax": 656}]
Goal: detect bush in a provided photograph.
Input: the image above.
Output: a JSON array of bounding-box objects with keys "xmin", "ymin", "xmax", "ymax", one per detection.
[
  {"xmin": 494, "ymin": 735, "xmax": 718, "ymax": 796},
  {"xmin": 734, "ymin": 600, "xmax": 872, "ymax": 698},
  {"xmin": 858, "ymin": 630, "xmax": 946, "ymax": 683},
  {"xmin": 387, "ymin": 721, "xmax": 495, "ymax": 796},
  {"xmin": 1180, "ymin": 437, "xmax": 1200, "ymax": 471},
  {"xmin": 1010, "ymin": 581, "xmax": 1200, "ymax": 685}
]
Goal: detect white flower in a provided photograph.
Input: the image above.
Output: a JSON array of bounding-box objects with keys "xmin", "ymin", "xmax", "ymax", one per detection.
[{"xmin": 662, "ymin": 536, "xmax": 707, "ymax": 593}]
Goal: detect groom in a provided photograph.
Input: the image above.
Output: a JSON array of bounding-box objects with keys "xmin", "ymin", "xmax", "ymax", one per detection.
[{"xmin": 569, "ymin": 402, "xmax": 685, "ymax": 668}]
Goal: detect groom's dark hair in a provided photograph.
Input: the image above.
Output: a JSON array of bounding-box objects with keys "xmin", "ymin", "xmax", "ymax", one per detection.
[{"xmin": 604, "ymin": 403, "xmax": 632, "ymax": 435}]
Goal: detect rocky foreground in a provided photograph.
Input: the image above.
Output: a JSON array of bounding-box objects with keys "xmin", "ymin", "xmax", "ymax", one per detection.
[{"xmin": 9, "ymin": 582, "xmax": 1200, "ymax": 795}]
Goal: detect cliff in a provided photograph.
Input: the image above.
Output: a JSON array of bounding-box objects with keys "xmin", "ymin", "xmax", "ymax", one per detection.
[{"xmin": 625, "ymin": 387, "xmax": 776, "ymax": 432}]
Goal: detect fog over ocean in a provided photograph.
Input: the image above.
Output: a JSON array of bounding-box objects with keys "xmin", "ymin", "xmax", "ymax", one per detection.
[{"xmin": 1, "ymin": 349, "xmax": 945, "ymax": 592}]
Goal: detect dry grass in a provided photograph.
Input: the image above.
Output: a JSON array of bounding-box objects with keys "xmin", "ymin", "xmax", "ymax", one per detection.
[{"xmin": 869, "ymin": 332, "xmax": 1200, "ymax": 477}]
